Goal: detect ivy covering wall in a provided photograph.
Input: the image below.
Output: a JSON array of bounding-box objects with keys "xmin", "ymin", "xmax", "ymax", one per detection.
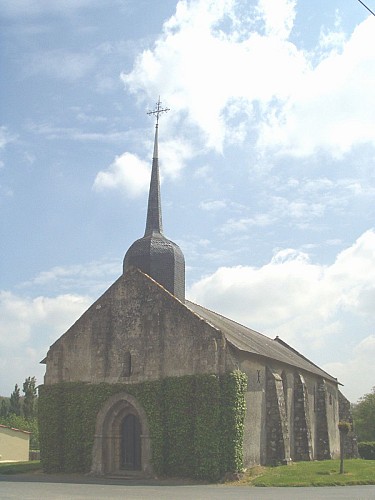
[{"xmin": 38, "ymin": 370, "xmax": 246, "ymax": 481}]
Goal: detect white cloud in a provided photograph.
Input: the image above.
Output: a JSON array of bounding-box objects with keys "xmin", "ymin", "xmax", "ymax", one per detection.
[
  {"xmin": 0, "ymin": 291, "xmax": 91, "ymax": 394},
  {"xmin": 122, "ymin": 0, "xmax": 375, "ymax": 159},
  {"xmin": 120, "ymin": 0, "xmax": 306, "ymax": 152},
  {"xmin": 219, "ymin": 172, "xmax": 372, "ymax": 237},
  {"xmin": 160, "ymin": 137, "xmax": 194, "ymax": 178},
  {"xmin": 23, "ymin": 259, "xmax": 120, "ymax": 295},
  {"xmin": 328, "ymin": 229, "xmax": 375, "ymax": 315},
  {"xmin": 188, "ymin": 229, "xmax": 375, "ymax": 401},
  {"xmin": 221, "ymin": 213, "xmax": 274, "ymax": 233},
  {"xmin": 324, "ymin": 335, "xmax": 375, "ymax": 403},
  {"xmin": 256, "ymin": 0, "xmax": 296, "ymax": 40},
  {"xmin": 28, "ymin": 121, "xmax": 130, "ymax": 143},
  {"xmin": 93, "ymin": 134, "xmax": 193, "ymax": 196},
  {"xmin": 93, "ymin": 152, "xmax": 150, "ymax": 197},
  {"xmin": 0, "ymin": 126, "xmax": 16, "ymax": 150},
  {"xmin": 200, "ymin": 200, "xmax": 227, "ymax": 211},
  {"xmin": 0, "ymin": 291, "xmax": 90, "ymax": 348},
  {"xmin": 259, "ymin": 17, "xmax": 375, "ymax": 157}
]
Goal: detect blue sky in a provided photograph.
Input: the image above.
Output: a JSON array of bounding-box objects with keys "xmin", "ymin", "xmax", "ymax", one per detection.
[{"xmin": 1, "ymin": 0, "xmax": 375, "ymax": 402}]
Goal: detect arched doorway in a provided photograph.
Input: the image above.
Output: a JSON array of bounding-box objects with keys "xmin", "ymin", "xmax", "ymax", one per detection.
[
  {"xmin": 91, "ymin": 392, "xmax": 152, "ymax": 476},
  {"xmin": 121, "ymin": 413, "xmax": 141, "ymax": 470}
]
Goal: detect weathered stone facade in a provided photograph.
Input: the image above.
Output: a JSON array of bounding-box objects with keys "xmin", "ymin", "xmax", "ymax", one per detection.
[
  {"xmin": 265, "ymin": 367, "xmax": 291, "ymax": 465},
  {"xmin": 293, "ymin": 373, "xmax": 313, "ymax": 461},
  {"xmin": 44, "ymin": 269, "xmax": 226, "ymax": 387}
]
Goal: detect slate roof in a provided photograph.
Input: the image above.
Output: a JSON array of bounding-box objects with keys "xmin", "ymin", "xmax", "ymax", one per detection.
[{"xmin": 186, "ymin": 300, "xmax": 339, "ymax": 384}]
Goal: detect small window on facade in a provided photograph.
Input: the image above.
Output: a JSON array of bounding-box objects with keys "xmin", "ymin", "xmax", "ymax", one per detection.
[
  {"xmin": 122, "ymin": 351, "xmax": 132, "ymax": 377},
  {"xmin": 329, "ymin": 393, "xmax": 332, "ymax": 405}
]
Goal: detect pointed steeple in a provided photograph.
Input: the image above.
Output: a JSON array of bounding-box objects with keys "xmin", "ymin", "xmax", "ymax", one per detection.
[
  {"xmin": 123, "ymin": 98, "xmax": 185, "ymax": 302},
  {"xmin": 144, "ymin": 122, "xmax": 163, "ymax": 236}
]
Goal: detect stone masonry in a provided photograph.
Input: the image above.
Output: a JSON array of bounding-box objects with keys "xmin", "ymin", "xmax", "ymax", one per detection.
[
  {"xmin": 293, "ymin": 372, "xmax": 313, "ymax": 461},
  {"xmin": 265, "ymin": 367, "xmax": 291, "ymax": 465}
]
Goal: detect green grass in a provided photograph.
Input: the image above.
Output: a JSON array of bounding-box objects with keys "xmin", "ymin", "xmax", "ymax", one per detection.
[
  {"xmin": 0, "ymin": 461, "xmax": 41, "ymax": 475},
  {"xmin": 242, "ymin": 459, "xmax": 375, "ymax": 487}
]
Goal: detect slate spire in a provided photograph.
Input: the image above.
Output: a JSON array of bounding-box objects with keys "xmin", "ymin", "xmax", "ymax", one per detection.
[
  {"xmin": 123, "ymin": 98, "xmax": 185, "ymax": 301},
  {"xmin": 144, "ymin": 119, "xmax": 163, "ymax": 236}
]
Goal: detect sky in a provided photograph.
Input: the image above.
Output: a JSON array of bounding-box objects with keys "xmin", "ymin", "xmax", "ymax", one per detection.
[{"xmin": 1, "ymin": 0, "xmax": 375, "ymax": 403}]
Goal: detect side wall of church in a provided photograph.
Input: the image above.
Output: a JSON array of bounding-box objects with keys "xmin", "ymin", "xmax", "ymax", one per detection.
[
  {"xmin": 303, "ymin": 377, "xmax": 340, "ymax": 460},
  {"xmin": 237, "ymin": 352, "xmax": 267, "ymax": 466},
  {"xmin": 233, "ymin": 351, "xmax": 340, "ymax": 466},
  {"xmin": 44, "ymin": 269, "xmax": 227, "ymax": 386},
  {"xmin": 325, "ymin": 380, "xmax": 340, "ymax": 458}
]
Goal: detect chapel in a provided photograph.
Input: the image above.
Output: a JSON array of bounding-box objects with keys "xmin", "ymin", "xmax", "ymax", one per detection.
[{"xmin": 39, "ymin": 100, "xmax": 352, "ymax": 478}]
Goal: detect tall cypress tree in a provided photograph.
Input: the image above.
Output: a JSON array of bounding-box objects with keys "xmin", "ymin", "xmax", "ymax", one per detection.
[
  {"xmin": 0, "ymin": 399, "xmax": 8, "ymax": 418},
  {"xmin": 23, "ymin": 376, "xmax": 37, "ymax": 420},
  {"xmin": 9, "ymin": 384, "xmax": 21, "ymax": 416}
]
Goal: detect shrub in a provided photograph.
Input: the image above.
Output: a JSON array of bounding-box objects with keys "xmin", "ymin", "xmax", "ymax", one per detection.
[
  {"xmin": 338, "ymin": 421, "xmax": 351, "ymax": 434},
  {"xmin": 358, "ymin": 442, "xmax": 375, "ymax": 460}
]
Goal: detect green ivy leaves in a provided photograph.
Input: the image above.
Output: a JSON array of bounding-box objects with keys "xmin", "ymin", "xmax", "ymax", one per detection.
[{"xmin": 38, "ymin": 370, "xmax": 247, "ymax": 481}]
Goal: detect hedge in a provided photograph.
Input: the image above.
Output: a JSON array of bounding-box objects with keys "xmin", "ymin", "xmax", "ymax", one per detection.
[
  {"xmin": 358, "ymin": 442, "xmax": 375, "ymax": 460},
  {"xmin": 38, "ymin": 370, "xmax": 247, "ymax": 481}
]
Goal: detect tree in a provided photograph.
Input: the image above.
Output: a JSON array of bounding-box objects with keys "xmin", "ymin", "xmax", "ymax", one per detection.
[
  {"xmin": 352, "ymin": 386, "xmax": 375, "ymax": 442},
  {"xmin": 9, "ymin": 384, "xmax": 21, "ymax": 416},
  {"xmin": 23, "ymin": 376, "xmax": 37, "ymax": 420},
  {"xmin": 0, "ymin": 399, "xmax": 8, "ymax": 418}
]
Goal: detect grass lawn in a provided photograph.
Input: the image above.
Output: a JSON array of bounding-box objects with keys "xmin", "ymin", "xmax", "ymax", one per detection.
[
  {"xmin": 241, "ymin": 459, "xmax": 375, "ymax": 487},
  {"xmin": 0, "ymin": 461, "xmax": 41, "ymax": 475}
]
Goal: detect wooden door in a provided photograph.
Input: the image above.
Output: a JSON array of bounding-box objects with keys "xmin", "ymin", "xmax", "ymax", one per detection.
[{"xmin": 121, "ymin": 414, "xmax": 141, "ymax": 470}]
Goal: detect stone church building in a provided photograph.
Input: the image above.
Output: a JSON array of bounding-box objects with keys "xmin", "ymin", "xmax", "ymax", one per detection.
[{"xmin": 40, "ymin": 101, "xmax": 347, "ymax": 478}]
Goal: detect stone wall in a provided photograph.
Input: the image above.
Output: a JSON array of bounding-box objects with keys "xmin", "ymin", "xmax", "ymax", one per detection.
[
  {"xmin": 265, "ymin": 367, "xmax": 291, "ymax": 465},
  {"xmin": 293, "ymin": 372, "xmax": 313, "ymax": 461},
  {"xmin": 239, "ymin": 354, "xmax": 266, "ymax": 466},
  {"xmin": 44, "ymin": 268, "xmax": 227, "ymax": 386},
  {"xmin": 315, "ymin": 379, "xmax": 331, "ymax": 460},
  {"xmin": 238, "ymin": 355, "xmax": 341, "ymax": 466},
  {"xmin": 0, "ymin": 425, "xmax": 30, "ymax": 462}
]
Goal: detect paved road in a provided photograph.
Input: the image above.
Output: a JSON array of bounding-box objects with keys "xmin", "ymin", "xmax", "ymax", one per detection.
[{"xmin": 0, "ymin": 474, "xmax": 374, "ymax": 500}]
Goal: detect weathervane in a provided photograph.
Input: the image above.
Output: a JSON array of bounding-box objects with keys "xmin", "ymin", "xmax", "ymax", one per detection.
[{"xmin": 147, "ymin": 97, "xmax": 170, "ymax": 126}]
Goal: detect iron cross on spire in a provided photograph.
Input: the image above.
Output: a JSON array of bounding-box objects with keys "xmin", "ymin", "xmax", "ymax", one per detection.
[{"xmin": 147, "ymin": 97, "xmax": 170, "ymax": 126}]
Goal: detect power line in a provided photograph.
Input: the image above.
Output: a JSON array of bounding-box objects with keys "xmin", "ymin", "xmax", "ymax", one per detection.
[{"xmin": 357, "ymin": 0, "xmax": 375, "ymax": 16}]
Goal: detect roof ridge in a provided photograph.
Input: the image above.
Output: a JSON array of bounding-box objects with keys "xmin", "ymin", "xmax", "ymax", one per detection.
[
  {"xmin": 185, "ymin": 299, "xmax": 273, "ymax": 340},
  {"xmin": 274, "ymin": 336, "xmax": 339, "ymax": 383}
]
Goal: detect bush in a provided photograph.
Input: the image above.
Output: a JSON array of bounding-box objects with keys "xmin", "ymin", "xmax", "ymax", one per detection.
[
  {"xmin": 338, "ymin": 421, "xmax": 351, "ymax": 434},
  {"xmin": 358, "ymin": 442, "xmax": 375, "ymax": 460}
]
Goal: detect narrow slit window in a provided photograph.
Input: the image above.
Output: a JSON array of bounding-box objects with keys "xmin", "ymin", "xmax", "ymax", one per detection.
[{"xmin": 122, "ymin": 351, "xmax": 132, "ymax": 377}]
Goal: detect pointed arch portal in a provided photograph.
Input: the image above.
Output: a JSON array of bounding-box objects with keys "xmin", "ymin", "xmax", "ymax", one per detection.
[{"xmin": 91, "ymin": 392, "xmax": 152, "ymax": 476}]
